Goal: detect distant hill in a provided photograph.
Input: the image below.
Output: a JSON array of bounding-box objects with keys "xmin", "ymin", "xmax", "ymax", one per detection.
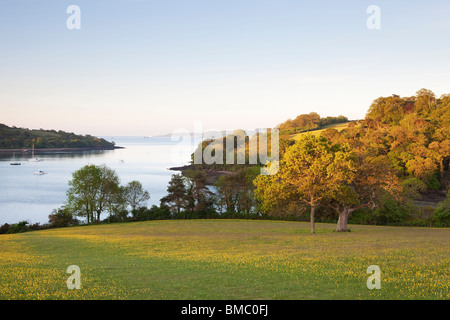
[{"xmin": 0, "ymin": 123, "xmax": 116, "ymax": 150}]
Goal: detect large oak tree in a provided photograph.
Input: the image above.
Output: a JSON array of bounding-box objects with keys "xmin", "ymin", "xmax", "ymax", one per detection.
[{"xmin": 254, "ymin": 135, "xmax": 356, "ymax": 234}]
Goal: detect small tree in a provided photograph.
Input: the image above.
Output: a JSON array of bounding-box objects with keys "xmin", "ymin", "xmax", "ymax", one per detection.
[
  {"xmin": 125, "ymin": 180, "xmax": 150, "ymax": 214},
  {"xmin": 216, "ymin": 168, "xmax": 257, "ymax": 216},
  {"xmin": 185, "ymin": 169, "xmax": 216, "ymax": 217},
  {"xmin": 160, "ymin": 174, "xmax": 188, "ymax": 218},
  {"xmin": 66, "ymin": 164, "xmax": 121, "ymax": 223}
]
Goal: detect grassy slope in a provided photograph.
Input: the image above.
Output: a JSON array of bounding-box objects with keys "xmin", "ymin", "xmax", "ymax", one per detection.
[
  {"xmin": 0, "ymin": 220, "xmax": 449, "ymax": 300},
  {"xmin": 290, "ymin": 122, "xmax": 351, "ymax": 141}
]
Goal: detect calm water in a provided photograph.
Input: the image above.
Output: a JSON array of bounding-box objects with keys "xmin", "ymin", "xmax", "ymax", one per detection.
[{"xmin": 0, "ymin": 136, "xmax": 194, "ymax": 225}]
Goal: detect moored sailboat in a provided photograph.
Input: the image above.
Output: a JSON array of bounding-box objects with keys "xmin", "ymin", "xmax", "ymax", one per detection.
[
  {"xmin": 10, "ymin": 152, "xmax": 21, "ymax": 166},
  {"xmin": 28, "ymin": 144, "xmax": 42, "ymax": 162}
]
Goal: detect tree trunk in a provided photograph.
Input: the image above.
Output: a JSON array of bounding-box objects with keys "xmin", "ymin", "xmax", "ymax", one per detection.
[
  {"xmin": 336, "ymin": 208, "xmax": 350, "ymax": 232},
  {"xmin": 310, "ymin": 199, "xmax": 316, "ymax": 234}
]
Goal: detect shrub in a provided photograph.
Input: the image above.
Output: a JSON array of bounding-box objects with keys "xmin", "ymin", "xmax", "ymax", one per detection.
[
  {"xmin": 427, "ymin": 173, "xmax": 442, "ymax": 190},
  {"xmin": 48, "ymin": 207, "xmax": 79, "ymax": 228},
  {"xmin": 104, "ymin": 209, "xmax": 130, "ymax": 223},
  {"xmin": 374, "ymin": 193, "xmax": 412, "ymax": 225},
  {"xmin": 401, "ymin": 177, "xmax": 427, "ymax": 199},
  {"xmin": 7, "ymin": 221, "xmax": 29, "ymax": 234},
  {"xmin": 0, "ymin": 223, "xmax": 10, "ymax": 234},
  {"xmin": 133, "ymin": 205, "xmax": 172, "ymax": 221},
  {"xmin": 434, "ymin": 190, "xmax": 450, "ymax": 227}
]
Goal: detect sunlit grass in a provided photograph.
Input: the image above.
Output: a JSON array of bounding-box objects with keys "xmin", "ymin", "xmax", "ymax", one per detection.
[
  {"xmin": 290, "ymin": 122, "xmax": 351, "ymax": 140},
  {"xmin": 0, "ymin": 220, "xmax": 448, "ymax": 299}
]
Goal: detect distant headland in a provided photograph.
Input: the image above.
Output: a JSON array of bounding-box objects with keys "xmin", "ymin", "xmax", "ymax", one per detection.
[{"xmin": 0, "ymin": 123, "xmax": 123, "ymax": 152}]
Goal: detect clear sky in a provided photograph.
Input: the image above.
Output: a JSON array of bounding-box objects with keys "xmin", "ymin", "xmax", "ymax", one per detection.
[{"xmin": 1, "ymin": 0, "xmax": 449, "ymax": 136}]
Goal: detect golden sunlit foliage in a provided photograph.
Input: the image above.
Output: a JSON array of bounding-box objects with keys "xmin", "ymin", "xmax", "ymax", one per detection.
[{"xmin": 255, "ymin": 89, "xmax": 449, "ymax": 231}]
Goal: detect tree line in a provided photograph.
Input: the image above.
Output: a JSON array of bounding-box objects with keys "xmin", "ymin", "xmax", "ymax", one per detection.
[
  {"xmin": 277, "ymin": 113, "xmax": 349, "ymax": 135},
  {"xmin": 0, "ymin": 123, "xmax": 115, "ymax": 149}
]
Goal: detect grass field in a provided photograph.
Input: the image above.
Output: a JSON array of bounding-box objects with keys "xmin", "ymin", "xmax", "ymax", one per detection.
[
  {"xmin": 290, "ymin": 122, "xmax": 351, "ymax": 141},
  {"xmin": 0, "ymin": 220, "xmax": 449, "ymax": 300}
]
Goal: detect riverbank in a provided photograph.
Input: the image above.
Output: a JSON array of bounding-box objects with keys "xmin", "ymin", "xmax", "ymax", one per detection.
[{"xmin": 0, "ymin": 146, "xmax": 124, "ymax": 153}]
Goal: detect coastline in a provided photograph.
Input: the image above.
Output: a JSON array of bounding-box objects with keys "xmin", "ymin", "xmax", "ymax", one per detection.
[{"xmin": 0, "ymin": 146, "xmax": 124, "ymax": 153}]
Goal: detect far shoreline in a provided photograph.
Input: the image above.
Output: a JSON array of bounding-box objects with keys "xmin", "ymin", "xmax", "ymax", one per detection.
[{"xmin": 0, "ymin": 146, "xmax": 125, "ymax": 153}]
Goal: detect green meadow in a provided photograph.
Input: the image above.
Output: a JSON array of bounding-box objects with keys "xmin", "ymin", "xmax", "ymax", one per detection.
[{"xmin": 0, "ymin": 219, "xmax": 448, "ymax": 300}]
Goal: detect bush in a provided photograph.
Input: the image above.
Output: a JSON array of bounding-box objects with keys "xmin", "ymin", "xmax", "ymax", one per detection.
[
  {"xmin": 7, "ymin": 221, "xmax": 29, "ymax": 234},
  {"xmin": 401, "ymin": 177, "xmax": 427, "ymax": 199},
  {"xmin": 427, "ymin": 173, "xmax": 442, "ymax": 190},
  {"xmin": 28, "ymin": 222, "xmax": 46, "ymax": 231},
  {"xmin": 103, "ymin": 209, "xmax": 130, "ymax": 223},
  {"xmin": 0, "ymin": 223, "xmax": 10, "ymax": 234},
  {"xmin": 133, "ymin": 205, "xmax": 172, "ymax": 221},
  {"xmin": 48, "ymin": 208, "xmax": 79, "ymax": 228},
  {"xmin": 434, "ymin": 190, "xmax": 450, "ymax": 227},
  {"xmin": 348, "ymin": 208, "xmax": 373, "ymax": 225},
  {"xmin": 374, "ymin": 193, "xmax": 412, "ymax": 225}
]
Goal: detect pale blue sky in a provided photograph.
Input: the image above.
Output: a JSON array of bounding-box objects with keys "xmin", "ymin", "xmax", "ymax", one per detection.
[{"xmin": 1, "ymin": 0, "xmax": 449, "ymax": 135}]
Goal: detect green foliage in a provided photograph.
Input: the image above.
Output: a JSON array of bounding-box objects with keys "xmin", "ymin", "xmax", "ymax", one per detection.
[
  {"xmin": 374, "ymin": 193, "xmax": 412, "ymax": 225},
  {"xmin": 125, "ymin": 181, "xmax": 150, "ymax": 212},
  {"xmin": 104, "ymin": 209, "xmax": 129, "ymax": 223},
  {"xmin": 434, "ymin": 190, "xmax": 450, "ymax": 227},
  {"xmin": 6, "ymin": 221, "xmax": 29, "ymax": 234},
  {"xmin": 184, "ymin": 169, "xmax": 216, "ymax": 215},
  {"xmin": 216, "ymin": 169, "xmax": 255, "ymax": 216},
  {"xmin": 132, "ymin": 205, "xmax": 172, "ymax": 221},
  {"xmin": 401, "ymin": 177, "xmax": 427, "ymax": 199},
  {"xmin": 254, "ymin": 135, "xmax": 359, "ymax": 233},
  {"xmin": 160, "ymin": 174, "xmax": 189, "ymax": 216},
  {"xmin": 427, "ymin": 173, "xmax": 442, "ymax": 190},
  {"xmin": 65, "ymin": 165, "xmax": 148, "ymax": 224},
  {"xmin": 347, "ymin": 208, "xmax": 372, "ymax": 225},
  {"xmin": 48, "ymin": 207, "xmax": 79, "ymax": 228}
]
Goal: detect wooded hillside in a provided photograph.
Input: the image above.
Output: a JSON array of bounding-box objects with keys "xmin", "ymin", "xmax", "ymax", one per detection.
[{"xmin": 0, "ymin": 124, "xmax": 115, "ymax": 149}]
